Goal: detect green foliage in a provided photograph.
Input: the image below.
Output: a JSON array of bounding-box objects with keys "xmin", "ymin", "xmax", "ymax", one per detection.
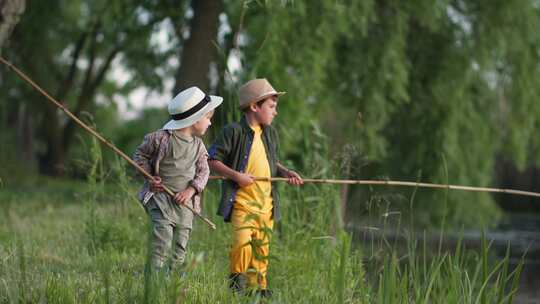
[
  {"xmin": 0, "ymin": 0, "xmax": 179, "ymax": 174},
  {"xmin": 228, "ymin": 0, "xmax": 540, "ymax": 227},
  {"xmin": 2, "ymin": 0, "xmax": 540, "ymax": 235}
]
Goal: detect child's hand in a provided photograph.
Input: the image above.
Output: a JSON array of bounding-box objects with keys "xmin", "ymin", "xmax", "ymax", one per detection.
[
  {"xmin": 150, "ymin": 176, "xmax": 164, "ymax": 192},
  {"xmin": 234, "ymin": 173, "xmax": 255, "ymax": 188},
  {"xmin": 285, "ymin": 170, "xmax": 304, "ymax": 186},
  {"xmin": 174, "ymin": 186, "xmax": 196, "ymax": 205}
]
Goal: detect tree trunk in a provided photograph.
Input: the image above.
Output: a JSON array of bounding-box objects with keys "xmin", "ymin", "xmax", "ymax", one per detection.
[
  {"xmin": 174, "ymin": 0, "xmax": 222, "ymax": 93},
  {"xmin": 38, "ymin": 37, "xmax": 120, "ymax": 176},
  {"xmin": 16, "ymin": 102, "xmax": 34, "ymax": 163},
  {"xmin": 0, "ymin": 0, "xmax": 25, "ymax": 53},
  {"xmin": 39, "ymin": 105, "xmax": 66, "ymax": 176}
]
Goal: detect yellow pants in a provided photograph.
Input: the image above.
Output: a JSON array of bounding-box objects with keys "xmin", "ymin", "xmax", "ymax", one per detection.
[{"xmin": 230, "ymin": 206, "xmax": 274, "ymax": 289}]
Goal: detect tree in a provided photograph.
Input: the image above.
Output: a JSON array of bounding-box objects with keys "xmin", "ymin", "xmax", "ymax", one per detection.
[
  {"xmin": 2, "ymin": 0, "xmax": 173, "ymax": 175},
  {"xmin": 173, "ymin": 0, "xmax": 223, "ymax": 93},
  {"xmin": 0, "ymin": 0, "xmax": 25, "ymax": 162},
  {"xmin": 2, "ymin": 0, "xmax": 540, "ymax": 227},
  {"xmin": 1, "ymin": 0, "xmax": 227, "ymax": 176},
  {"xmin": 229, "ymin": 0, "xmax": 540, "ymax": 226},
  {"xmin": 0, "ymin": 0, "xmax": 25, "ymax": 52}
]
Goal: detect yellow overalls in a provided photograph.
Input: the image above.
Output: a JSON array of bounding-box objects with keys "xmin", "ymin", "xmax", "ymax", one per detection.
[{"xmin": 230, "ymin": 124, "xmax": 274, "ymax": 289}]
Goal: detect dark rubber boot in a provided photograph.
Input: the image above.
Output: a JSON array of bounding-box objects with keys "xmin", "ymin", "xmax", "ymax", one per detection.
[
  {"xmin": 246, "ymin": 288, "xmax": 273, "ymax": 298},
  {"xmin": 229, "ymin": 273, "xmax": 247, "ymax": 294},
  {"xmin": 257, "ymin": 289, "xmax": 273, "ymax": 298}
]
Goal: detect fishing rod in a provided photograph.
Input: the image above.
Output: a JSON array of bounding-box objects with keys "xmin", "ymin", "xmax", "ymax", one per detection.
[
  {"xmin": 208, "ymin": 175, "xmax": 540, "ymax": 198},
  {"xmin": 0, "ymin": 57, "xmax": 217, "ymax": 230}
]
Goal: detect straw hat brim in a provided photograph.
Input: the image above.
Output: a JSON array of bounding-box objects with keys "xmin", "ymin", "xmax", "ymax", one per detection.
[
  {"xmin": 239, "ymin": 91, "xmax": 286, "ymax": 109},
  {"xmin": 162, "ymin": 95, "xmax": 223, "ymax": 130}
]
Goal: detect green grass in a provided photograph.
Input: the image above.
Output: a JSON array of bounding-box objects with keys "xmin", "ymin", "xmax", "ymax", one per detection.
[{"xmin": 0, "ymin": 174, "xmax": 523, "ymax": 303}]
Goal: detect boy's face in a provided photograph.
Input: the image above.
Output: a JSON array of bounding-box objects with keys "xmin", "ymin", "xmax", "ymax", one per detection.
[
  {"xmin": 251, "ymin": 96, "xmax": 278, "ymax": 126},
  {"xmin": 192, "ymin": 110, "xmax": 214, "ymax": 136}
]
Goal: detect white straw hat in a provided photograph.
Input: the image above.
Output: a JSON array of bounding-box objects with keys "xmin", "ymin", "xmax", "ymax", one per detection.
[{"xmin": 162, "ymin": 87, "xmax": 223, "ymax": 130}]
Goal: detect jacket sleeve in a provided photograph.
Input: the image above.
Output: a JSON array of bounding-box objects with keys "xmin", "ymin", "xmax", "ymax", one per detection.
[
  {"xmin": 132, "ymin": 132, "xmax": 158, "ymax": 176},
  {"xmin": 189, "ymin": 141, "xmax": 210, "ymax": 194},
  {"xmin": 207, "ymin": 125, "xmax": 233, "ymax": 164}
]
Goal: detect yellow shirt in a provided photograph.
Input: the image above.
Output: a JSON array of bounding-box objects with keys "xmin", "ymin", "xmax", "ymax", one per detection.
[{"xmin": 235, "ymin": 125, "xmax": 273, "ymax": 214}]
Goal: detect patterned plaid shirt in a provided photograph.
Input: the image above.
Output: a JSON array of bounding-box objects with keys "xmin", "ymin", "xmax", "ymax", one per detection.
[{"xmin": 132, "ymin": 129, "xmax": 209, "ymax": 213}]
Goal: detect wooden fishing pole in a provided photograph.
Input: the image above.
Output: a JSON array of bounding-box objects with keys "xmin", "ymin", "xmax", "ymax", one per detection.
[
  {"xmin": 209, "ymin": 176, "xmax": 540, "ymax": 198},
  {"xmin": 0, "ymin": 57, "xmax": 217, "ymax": 230}
]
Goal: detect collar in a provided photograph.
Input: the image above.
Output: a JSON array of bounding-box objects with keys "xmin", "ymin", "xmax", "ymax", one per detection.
[
  {"xmin": 240, "ymin": 115, "xmax": 268, "ymax": 134},
  {"xmin": 172, "ymin": 131, "xmax": 194, "ymax": 143},
  {"xmin": 165, "ymin": 129, "xmax": 194, "ymax": 142}
]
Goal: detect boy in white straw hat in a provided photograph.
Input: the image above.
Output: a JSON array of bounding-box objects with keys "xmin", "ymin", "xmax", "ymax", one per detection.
[
  {"xmin": 208, "ymin": 78, "xmax": 303, "ymax": 297},
  {"xmin": 133, "ymin": 86, "xmax": 222, "ymax": 274}
]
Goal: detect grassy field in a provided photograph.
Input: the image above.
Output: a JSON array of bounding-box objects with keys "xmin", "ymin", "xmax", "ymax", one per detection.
[{"xmin": 0, "ymin": 171, "xmax": 523, "ymax": 303}]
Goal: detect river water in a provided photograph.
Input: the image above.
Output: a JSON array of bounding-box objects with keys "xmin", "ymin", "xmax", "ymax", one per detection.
[
  {"xmin": 495, "ymin": 213, "xmax": 540, "ymax": 303},
  {"xmin": 347, "ymin": 213, "xmax": 540, "ymax": 303}
]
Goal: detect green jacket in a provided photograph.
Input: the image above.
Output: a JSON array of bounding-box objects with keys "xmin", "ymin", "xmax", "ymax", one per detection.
[{"xmin": 208, "ymin": 116, "xmax": 283, "ymax": 222}]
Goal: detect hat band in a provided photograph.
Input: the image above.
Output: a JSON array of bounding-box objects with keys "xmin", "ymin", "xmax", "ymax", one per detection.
[{"xmin": 171, "ymin": 95, "xmax": 211, "ymax": 121}]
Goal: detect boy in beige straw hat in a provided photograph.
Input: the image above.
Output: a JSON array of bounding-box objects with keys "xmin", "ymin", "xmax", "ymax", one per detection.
[
  {"xmin": 208, "ymin": 78, "xmax": 303, "ymax": 297},
  {"xmin": 133, "ymin": 86, "xmax": 222, "ymax": 274}
]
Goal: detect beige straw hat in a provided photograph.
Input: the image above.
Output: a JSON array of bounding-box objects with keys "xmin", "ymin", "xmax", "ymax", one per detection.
[{"xmin": 238, "ymin": 78, "xmax": 285, "ymax": 109}]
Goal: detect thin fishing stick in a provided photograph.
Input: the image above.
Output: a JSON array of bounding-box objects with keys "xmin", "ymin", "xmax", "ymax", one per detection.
[
  {"xmin": 209, "ymin": 176, "xmax": 540, "ymax": 198},
  {"xmin": 1, "ymin": 57, "xmax": 217, "ymax": 230}
]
